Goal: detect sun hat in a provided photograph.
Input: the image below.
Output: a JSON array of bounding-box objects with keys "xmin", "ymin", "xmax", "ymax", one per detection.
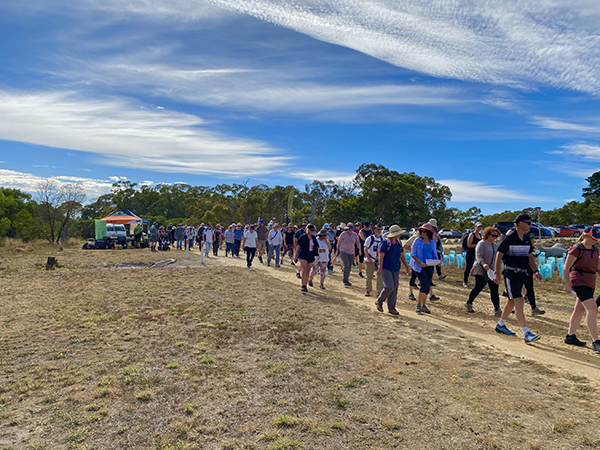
[
  {"xmin": 417, "ymin": 223, "xmax": 436, "ymax": 234},
  {"xmin": 386, "ymin": 224, "xmax": 403, "ymax": 238},
  {"xmin": 475, "ymin": 222, "xmax": 483, "ymax": 227},
  {"xmin": 318, "ymin": 229, "xmax": 328, "ymax": 236},
  {"xmin": 584, "ymin": 226, "xmax": 600, "ymax": 240},
  {"xmin": 515, "ymin": 213, "xmax": 532, "ymax": 224},
  {"xmin": 259, "ymin": 219, "xmax": 265, "ymax": 224},
  {"xmin": 236, "ymin": 222, "xmax": 242, "ymax": 226},
  {"xmin": 428, "ymin": 218, "xmax": 437, "ymax": 228}
]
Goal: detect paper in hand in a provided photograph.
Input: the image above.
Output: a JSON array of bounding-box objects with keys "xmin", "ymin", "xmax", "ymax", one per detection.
[{"xmin": 487, "ymin": 268, "xmax": 495, "ymax": 280}]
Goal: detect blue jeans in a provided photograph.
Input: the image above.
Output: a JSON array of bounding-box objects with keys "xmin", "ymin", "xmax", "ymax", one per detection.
[
  {"xmin": 226, "ymin": 242, "xmax": 234, "ymax": 256},
  {"xmin": 177, "ymin": 238, "xmax": 183, "ymax": 250},
  {"xmin": 267, "ymin": 244, "xmax": 280, "ymax": 265},
  {"xmin": 204, "ymin": 242, "xmax": 212, "ymax": 256}
]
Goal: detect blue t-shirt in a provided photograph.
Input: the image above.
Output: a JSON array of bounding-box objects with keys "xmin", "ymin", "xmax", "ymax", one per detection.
[
  {"xmin": 379, "ymin": 239, "xmax": 404, "ymax": 271},
  {"xmin": 233, "ymin": 228, "xmax": 244, "ymax": 241}
]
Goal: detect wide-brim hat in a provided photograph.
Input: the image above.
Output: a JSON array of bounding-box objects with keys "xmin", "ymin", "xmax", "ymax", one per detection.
[
  {"xmin": 584, "ymin": 226, "xmax": 600, "ymax": 240},
  {"xmin": 317, "ymin": 229, "xmax": 328, "ymax": 236},
  {"xmin": 387, "ymin": 224, "xmax": 403, "ymax": 238},
  {"xmin": 428, "ymin": 218, "xmax": 437, "ymax": 228},
  {"xmin": 417, "ymin": 223, "xmax": 436, "ymax": 234}
]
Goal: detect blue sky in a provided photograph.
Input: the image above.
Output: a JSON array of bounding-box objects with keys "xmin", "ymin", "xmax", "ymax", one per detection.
[{"xmin": 1, "ymin": 0, "xmax": 600, "ymax": 215}]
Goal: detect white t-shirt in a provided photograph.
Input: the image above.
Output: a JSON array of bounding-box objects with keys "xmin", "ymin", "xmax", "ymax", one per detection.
[
  {"xmin": 204, "ymin": 229, "xmax": 214, "ymax": 243},
  {"xmin": 244, "ymin": 231, "xmax": 258, "ymax": 248},
  {"xmin": 316, "ymin": 238, "xmax": 330, "ymax": 262},
  {"xmin": 364, "ymin": 234, "xmax": 383, "ymax": 260}
]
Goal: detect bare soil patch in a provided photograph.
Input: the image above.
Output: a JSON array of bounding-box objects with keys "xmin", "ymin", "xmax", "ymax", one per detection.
[{"xmin": 0, "ymin": 241, "xmax": 599, "ymax": 449}]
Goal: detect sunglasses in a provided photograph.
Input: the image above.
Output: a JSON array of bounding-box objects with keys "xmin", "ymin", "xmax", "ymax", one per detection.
[{"xmin": 522, "ymin": 221, "xmax": 532, "ymax": 225}]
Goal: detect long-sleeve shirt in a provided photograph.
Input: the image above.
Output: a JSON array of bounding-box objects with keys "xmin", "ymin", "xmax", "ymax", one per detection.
[
  {"xmin": 471, "ymin": 240, "xmax": 497, "ymax": 276},
  {"xmin": 268, "ymin": 229, "xmax": 283, "ymax": 246},
  {"xmin": 409, "ymin": 237, "xmax": 438, "ymax": 273}
]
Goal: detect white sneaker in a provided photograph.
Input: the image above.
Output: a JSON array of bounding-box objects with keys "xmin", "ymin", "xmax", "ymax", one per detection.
[{"xmin": 463, "ymin": 282, "xmax": 470, "ymax": 288}]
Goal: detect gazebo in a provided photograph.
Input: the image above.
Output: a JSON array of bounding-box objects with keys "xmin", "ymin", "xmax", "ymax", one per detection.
[{"xmin": 101, "ymin": 209, "xmax": 148, "ymax": 234}]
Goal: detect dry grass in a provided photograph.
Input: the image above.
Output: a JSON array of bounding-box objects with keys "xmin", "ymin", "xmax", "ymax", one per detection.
[{"xmin": 0, "ymin": 240, "xmax": 599, "ymax": 449}]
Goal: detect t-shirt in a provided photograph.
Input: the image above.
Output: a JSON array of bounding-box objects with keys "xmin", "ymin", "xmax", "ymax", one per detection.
[
  {"xmin": 243, "ymin": 231, "xmax": 258, "ymax": 248},
  {"xmin": 338, "ymin": 231, "xmax": 360, "ymax": 254},
  {"xmin": 497, "ymin": 232, "xmax": 533, "ymax": 270},
  {"xmin": 379, "ymin": 239, "xmax": 404, "ymax": 271},
  {"xmin": 224, "ymin": 229, "xmax": 234, "ymax": 243},
  {"xmin": 364, "ymin": 234, "xmax": 383, "ymax": 260},
  {"xmin": 233, "ymin": 228, "xmax": 244, "ymax": 240},
  {"xmin": 204, "ymin": 229, "xmax": 214, "ymax": 243},
  {"xmin": 316, "ymin": 237, "xmax": 330, "ymax": 262},
  {"xmin": 294, "ymin": 229, "xmax": 306, "ymax": 241},
  {"xmin": 256, "ymin": 225, "xmax": 268, "ymax": 241},
  {"xmin": 568, "ymin": 244, "xmax": 599, "ymax": 288},
  {"xmin": 284, "ymin": 230, "xmax": 295, "ymax": 245}
]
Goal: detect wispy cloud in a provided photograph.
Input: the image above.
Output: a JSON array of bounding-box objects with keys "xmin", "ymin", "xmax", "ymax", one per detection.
[
  {"xmin": 0, "ymin": 90, "xmax": 290, "ymax": 176},
  {"xmin": 0, "ymin": 169, "xmax": 114, "ymax": 198},
  {"xmin": 204, "ymin": 0, "xmax": 600, "ymax": 95},
  {"xmin": 558, "ymin": 143, "xmax": 600, "ymax": 161},
  {"xmin": 289, "ymin": 170, "xmax": 356, "ymax": 185},
  {"xmin": 530, "ymin": 117, "xmax": 600, "ymax": 133},
  {"xmin": 439, "ymin": 179, "xmax": 547, "ymax": 203}
]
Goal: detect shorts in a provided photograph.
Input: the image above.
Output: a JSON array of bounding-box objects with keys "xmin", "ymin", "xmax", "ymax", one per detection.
[
  {"xmin": 504, "ymin": 271, "xmax": 528, "ymax": 300},
  {"xmin": 416, "ymin": 266, "xmax": 434, "ymax": 294},
  {"xmin": 358, "ymin": 253, "xmax": 365, "ymax": 263},
  {"xmin": 573, "ymin": 285, "xmax": 595, "ymax": 302},
  {"xmin": 257, "ymin": 240, "xmax": 266, "ymax": 251},
  {"xmin": 134, "ymin": 233, "xmax": 141, "ymax": 242}
]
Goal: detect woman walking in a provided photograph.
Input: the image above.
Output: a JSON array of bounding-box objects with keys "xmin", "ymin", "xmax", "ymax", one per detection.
[
  {"xmin": 242, "ymin": 225, "xmax": 258, "ymax": 268},
  {"xmin": 463, "ymin": 222, "xmax": 482, "ymax": 288},
  {"xmin": 409, "ymin": 223, "xmax": 440, "ymax": 314},
  {"xmin": 465, "ymin": 227, "xmax": 501, "ymax": 315},
  {"xmin": 309, "ymin": 229, "xmax": 331, "ymax": 289},
  {"xmin": 563, "ymin": 226, "xmax": 600, "ymax": 352},
  {"xmin": 295, "ymin": 224, "xmax": 319, "ymax": 292}
]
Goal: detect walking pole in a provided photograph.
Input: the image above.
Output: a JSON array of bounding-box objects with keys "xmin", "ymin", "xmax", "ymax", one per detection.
[{"xmin": 186, "ymin": 238, "xmax": 189, "ymax": 259}]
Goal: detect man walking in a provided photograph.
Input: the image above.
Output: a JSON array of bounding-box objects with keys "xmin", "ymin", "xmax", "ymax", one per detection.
[
  {"xmin": 203, "ymin": 224, "xmax": 215, "ymax": 257},
  {"xmin": 267, "ymin": 223, "xmax": 283, "ymax": 267},
  {"xmin": 336, "ymin": 222, "xmax": 362, "ymax": 286},
  {"xmin": 256, "ymin": 219, "xmax": 268, "ymax": 263},
  {"xmin": 364, "ymin": 224, "xmax": 384, "ymax": 297}
]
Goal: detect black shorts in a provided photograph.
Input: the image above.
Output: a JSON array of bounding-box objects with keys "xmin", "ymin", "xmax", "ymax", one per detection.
[
  {"xmin": 573, "ymin": 285, "xmax": 595, "ymax": 302},
  {"xmin": 504, "ymin": 271, "xmax": 528, "ymax": 300},
  {"xmin": 416, "ymin": 267, "xmax": 434, "ymax": 294},
  {"xmin": 358, "ymin": 253, "xmax": 365, "ymax": 263}
]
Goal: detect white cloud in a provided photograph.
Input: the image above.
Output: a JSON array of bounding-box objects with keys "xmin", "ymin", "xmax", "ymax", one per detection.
[
  {"xmin": 0, "ymin": 169, "xmax": 114, "ymax": 198},
  {"xmin": 559, "ymin": 143, "xmax": 600, "ymax": 161},
  {"xmin": 0, "ymin": 90, "xmax": 290, "ymax": 176},
  {"xmin": 289, "ymin": 170, "xmax": 356, "ymax": 184},
  {"xmin": 203, "ymin": 0, "xmax": 600, "ymax": 95},
  {"xmin": 439, "ymin": 179, "xmax": 546, "ymax": 203},
  {"xmin": 530, "ymin": 117, "xmax": 600, "ymax": 133}
]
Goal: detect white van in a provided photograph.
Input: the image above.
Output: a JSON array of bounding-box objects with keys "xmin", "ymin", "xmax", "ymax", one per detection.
[{"xmin": 106, "ymin": 224, "xmax": 127, "ymax": 239}]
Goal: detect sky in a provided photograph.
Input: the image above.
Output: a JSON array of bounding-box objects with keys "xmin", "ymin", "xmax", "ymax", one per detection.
[{"xmin": 1, "ymin": 0, "xmax": 600, "ymax": 215}]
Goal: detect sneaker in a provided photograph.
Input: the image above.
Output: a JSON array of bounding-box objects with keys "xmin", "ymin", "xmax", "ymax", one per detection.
[
  {"xmin": 408, "ymin": 293, "xmax": 416, "ymax": 301},
  {"xmin": 375, "ymin": 301, "xmax": 383, "ymax": 312},
  {"xmin": 564, "ymin": 334, "xmax": 586, "ymax": 346},
  {"xmin": 327, "ymin": 269, "xmax": 333, "ymax": 274},
  {"xmin": 429, "ymin": 294, "xmax": 440, "ymax": 301},
  {"xmin": 358, "ymin": 272, "xmax": 364, "ymax": 278},
  {"xmin": 247, "ymin": 264, "xmax": 251, "ymax": 268},
  {"xmin": 344, "ymin": 281, "xmax": 352, "ymax": 286},
  {"xmin": 421, "ymin": 305, "xmax": 431, "ymax": 314},
  {"xmin": 276, "ymin": 264, "xmax": 280, "ymax": 267},
  {"xmin": 524, "ymin": 331, "xmax": 540, "ymax": 343},
  {"xmin": 267, "ymin": 263, "xmax": 270, "ymax": 267},
  {"xmin": 296, "ymin": 273, "xmax": 301, "ymax": 279},
  {"xmin": 308, "ymin": 280, "xmax": 313, "ymax": 287},
  {"xmin": 494, "ymin": 308, "xmax": 502, "ymax": 317},
  {"xmin": 465, "ymin": 302, "xmax": 474, "ymax": 313},
  {"xmin": 388, "ymin": 309, "xmax": 400, "ymax": 316},
  {"xmin": 463, "ymin": 282, "xmax": 470, "ymax": 288},
  {"xmin": 531, "ymin": 307, "xmax": 546, "ymax": 315},
  {"xmin": 301, "ymin": 286, "xmax": 308, "ymax": 292},
  {"xmin": 319, "ymin": 284, "xmax": 325, "ymax": 290},
  {"xmin": 415, "ymin": 303, "xmax": 422, "ymax": 313},
  {"xmin": 291, "ymin": 261, "xmax": 295, "ymax": 266},
  {"xmin": 593, "ymin": 340, "xmax": 600, "ymax": 352},
  {"xmin": 438, "ymin": 274, "xmax": 446, "ymax": 280},
  {"xmin": 259, "ymin": 256, "xmax": 263, "ymax": 263},
  {"xmin": 495, "ymin": 324, "xmax": 515, "ymax": 335},
  {"xmin": 365, "ymin": 292, "xmax": 370, "ymax": 297}
]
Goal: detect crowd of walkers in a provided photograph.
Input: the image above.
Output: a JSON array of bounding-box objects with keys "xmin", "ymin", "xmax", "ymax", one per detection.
[{"xmin": 160, "ymin": 215, "xmax": 600, "ymax": 353}]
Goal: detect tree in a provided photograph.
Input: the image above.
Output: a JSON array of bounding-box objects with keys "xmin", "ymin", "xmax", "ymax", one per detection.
[
  {"xmin": 582, "ymin": 171, "xmax": 600, "ymax": 202},
  {"xmin": 34, "ymin": 181, "xmax": 85, "ymax": 243}
]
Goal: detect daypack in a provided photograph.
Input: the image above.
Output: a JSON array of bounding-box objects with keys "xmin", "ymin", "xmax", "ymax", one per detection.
[{"xmin": 461, "ymin": 233, "xmax": 471, "ymax": 252}]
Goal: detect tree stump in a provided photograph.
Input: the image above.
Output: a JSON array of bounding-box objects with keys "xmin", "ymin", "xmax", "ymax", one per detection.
[{"xmin": 46, "ymin": 257, "xmax": 58, "ymax": 270}]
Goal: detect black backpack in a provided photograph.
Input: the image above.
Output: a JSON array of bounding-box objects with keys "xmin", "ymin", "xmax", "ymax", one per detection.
[{"xmin": 461, "ymin": 233, "xmax": 471, "ymax": 252}]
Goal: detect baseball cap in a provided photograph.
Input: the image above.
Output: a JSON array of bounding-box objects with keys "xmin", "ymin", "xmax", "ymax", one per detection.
[
  {"xmin": 324, "ymin": 223, "xmax": 330, "ymax": 229},
  {"xmin": 306, "ymin": 224, "xmax": 317, "ymax": 231},
  {"xmin": 259, "ymin": 219, "xmax": 265, "ymax": 223},
  {"xmin": 373, "ymin": 224, "xmax": 383, "ymax": 230},
  {"xmin": 475, "ymin": 221, "xmax": 482, "ymax": 227},
  {"xmin": 584, "ymin": 226, "xmax": 600, "ymax": 240},
  {"xmin": 515, "ymin": 213, "xmax": 532, "ymax": 224},
  {"xmin": 363, "ymin": 221, "xmax": 371, "ymax": 228}
]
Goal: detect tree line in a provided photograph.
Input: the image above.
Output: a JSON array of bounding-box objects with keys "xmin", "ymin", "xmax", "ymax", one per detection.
[{"xmin": 2, "ymin": 165, "xmax": 600, "ymax": 243}]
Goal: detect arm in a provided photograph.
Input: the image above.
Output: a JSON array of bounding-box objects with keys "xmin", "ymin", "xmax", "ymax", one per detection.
[
  {"xmin": 401, "ymin": 251, "xmax": 410, "ymax": 275},
  {"xmin": 564, "ymin": 253, "xmax": 576, "ymax": 292},
  {"xmin": 376, "ymin": 250, "xmax": 385, "ymax": 277},
  {"xmin": 529, "ymin": 253, "xmax": 542, "ymax": 281},
  {"xmin": 467, "ymin": 233, "xmax": 476, "ymax": 248},
  {"xmin": 355, "ymin": 234, "xmax": 362, "ymax": 255},
  {"xmin": 493, "ymin": 251, "xmax": 504, "ymax": 284},
  {"xmin": 475, "ymin": 242, "xmax": 488, "ymax": 270}
]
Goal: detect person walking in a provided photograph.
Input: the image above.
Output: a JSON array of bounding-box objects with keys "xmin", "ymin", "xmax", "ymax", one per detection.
[
  {"xmin": 233, "ymin": 223, "xmax": 244, "ymax": 258},
  {"xmin": 224, "ymin": 224, "xmax": 234, "ymax": 256},
  {"xmin": 410, "ymin": 223, "xmax": 440, "ymax": 314},
  {"xmin": 242, "ymin": 225, "xmax": 258, "ymax": 268},
  {"xmin": 364, "ymin": 224, "xmax": 384, "ymax": 297},
  {"xmin": 256, "ymin": 219, "xmax": 268, "ymax": 263},
  {"xmin": 465, "ymin": 227, "xmax": 501, "ymax": 315},
  {"xmin": 294, "ymin": 224, "xmax": 307, "ymax": 278},
  {"xmin": 309, "ymin": 229, "xmax": 331, "ymax": 289},
  {"xmin": 203, "ymin": 224, "xmax": 215, "ymax": 257},
  {"xmin": 267, "ymin": 223, "xmax": 283, "ymax": 267},
  {"xmin": 493, "ymin": 214, "xmax": 541, "ymax": 343},
  {"xmin": 463, "ymin": 222, "xmax": 482, "ymax": 288},
  {"xmin": 175, "ymin": 223, "xmax": 185, "ymax": 250},
  {"xmin": 149, "ymin": 222, "xmax": 158, "ymax": 252},
  {"xmin": 563, "ymin": 226, "xmax": 600, "ymax": 351},
  {"xmin": 336, "ymin": 222, "xmax": 362, "ymax": 286},
  {"xmin": 295, "ymin": 224, "xmax": 319, "ymax": 292},
  {"xmin": 283, "ymin": 225, "xmax": 296, "ymax": 264},
  {"xmin": 213, "ymin": 224, "xmax": 221, "ymax": 256},
  {"xmin": 133, "ymin": 223, "xmax": 143, "ymax": 248},
  {"xmin": 375, "ymin": 225, "xmax": 411, "ymax": 315},
  {"xmin": 358, "ymin": 222, "xmax": 372, "ymax": 279}
]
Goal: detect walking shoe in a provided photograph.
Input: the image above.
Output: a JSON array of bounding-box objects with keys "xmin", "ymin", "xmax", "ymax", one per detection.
[
  {"xmin": 327, "ymin": 268, "xmax": 333, "ymax": 274},
  {"xmin": 375, "ymin": 301, "xmax": 383, "ymax": 312},
  {"xmin": 276, "ymin": 264, "xmax": 280, "ymax": 268},
  {"xmin": 524, "ymin": 331, "xmax": 540, "ymax": 343},
  {"xmin": 415, "ymin": 303, "xmax": 422, "ymax": 313},
  {"xmin": 494, "ymin": 308, "xmax": 502, "ymax": 317},
  {"xmin": 531, "ymin": 307, "xmax": 546, "ymax": 315},
  {"xmin": 421, "ymin": 305, "xmax": 431, "ymax": 314},
  {"xmin": 502, "ymin": 290, "xmax": 508, "ymax": 297},
  {"xmin": 564, "ymin": 334, "xmax": 586, "ymax": 346},
  {"xmin": 593, "ymin": 340, "xmax": 600, "ymax": 352},
  {"xmin": 267, "ymin": 263, "xmax": 270, "ymax": 267},
  {"xmin": 301, "ymin": 286, "xmax": 308, "ymax": 292},
  {"xmin": 465, "ymin": 302, "xmax": 474, "ymax": 313},
  {"xmin": 365, "ymin": 292, "xmax": 370, "ymax": 297},
  {"xmin": 495, "ymin": 324, "xmax": 515, "ymax": 335},
  {"xmin": 462, "ymin": 282, "xmax": 470, "ymax": 288},
  {"xmin": 388, "ymin": 309, "xmax": 400, "ymax": 316},
  {"xmin": 344, "ymin": 281, "xmax": 352, "ymax": 286},
  {"xmin": 308, "ymin": 280, "xmax": 313, "ymax": 287},
  {"xmin": 291, "ymin": 261, "xmax": 295, "ymax": 266},
  {"xmin": 408, "ymin": 293, "xmax": 416, "ymax": 301},
  {"xmin": 247, "ymin": 264, "xmax": 251, "ymax": 268},
  {"xmin": 296, "ymin": 273, "xmax": 301, "ymax": 279},
  {"xmin": 319, "ymin": 284, "xmax": 325, "ymax": 290},
  {"xmin": 429, "ymin": 294, "xmax": 440, "ymax": 301},
  {"xmin": 438, "ymin": 274, "xmax": 446, "ymax": 280},
  {"xmin": 358, "ymin": 272, "xmax": 364, "ymax": 278},
  {"xmin": 259, "ymin": 256, "xmax": 263, "ymax": 263}
]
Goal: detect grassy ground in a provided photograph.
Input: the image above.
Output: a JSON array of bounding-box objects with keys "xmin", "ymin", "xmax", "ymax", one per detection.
[{"xmin": 0, "ymin": 239, "xmax": 599, "ymax": 449}]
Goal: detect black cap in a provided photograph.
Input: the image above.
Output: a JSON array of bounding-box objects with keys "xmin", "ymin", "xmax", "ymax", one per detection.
[
  {"xmin": 515, "ymin": 213, "xmax": 532, "ymax": 224},
  {"xmin": 373, "ymin": 224, "xmax": 383, "ymax": 229},
  {"xmin": 306, "ymin": 224, "xmax": 317, "ymax": 231},
  {"xmin": 363, "ymin": 221, "xmax": 371, "ymax": 228}
]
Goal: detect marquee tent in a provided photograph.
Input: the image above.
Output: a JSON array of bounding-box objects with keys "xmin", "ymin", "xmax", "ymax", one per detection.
[{"xmin": 101, "ymin": 209, "xmax": 148, "ymax": 234}]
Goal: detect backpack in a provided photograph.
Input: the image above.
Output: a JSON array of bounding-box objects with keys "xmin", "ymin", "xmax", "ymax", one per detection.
[{"xmin": 461, "ymin": 233, "xmax": 471, "ymax": 252}]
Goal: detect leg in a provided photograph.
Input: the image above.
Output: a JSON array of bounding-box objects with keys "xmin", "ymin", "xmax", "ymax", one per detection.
[
  {"xmin": 365, "ymin": 262, "xmax": 375, "ymax": 294},
  {"xmin": 464, "ymin": 253, "xmax": 475, "ymax": 285},
  {"xmin": 581, "ymin": 298, "xmax": 599, "ymax": 341},
  {"xmin": 341, "ymin": 252, "xmax": 353, "ymax": 284},
  {"xmin": 266, "ymin": 244, "xmax": 273, "ymax": 265},
  {"xmin": 301, "ymin": 260, "xmax": 312, "ymax": 287},
  {"xmin": 386, "ymin": 270, "xmax": 400, "ymax": 311},
  {"xmin": 568, "ymin": 299, "xmax": 587, "ymax": 336},
  {"xmin": 524, "ymin": 273, "xmax": 538, "ymax": 309},
  {"xmin": 486, "ymin": 277, "xmax": 500, "ymax": 311},
  {"xmin": 275, "ymin": 245, "xmax": 280, "ymax": 266},
  {"xmin": 309, "ymin": 261, "xmax": 319, "ymax": 281},
  {"xmin": 467, "ymin": 275, "xmax": 487, "ymax": 304},
  {"xmin": 376, "ymin": 269, "xmax": 394, "ymax": 306},
  {"xmin": 319, "ymin": 262, "xmax": 327, "ymax": 285}
]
